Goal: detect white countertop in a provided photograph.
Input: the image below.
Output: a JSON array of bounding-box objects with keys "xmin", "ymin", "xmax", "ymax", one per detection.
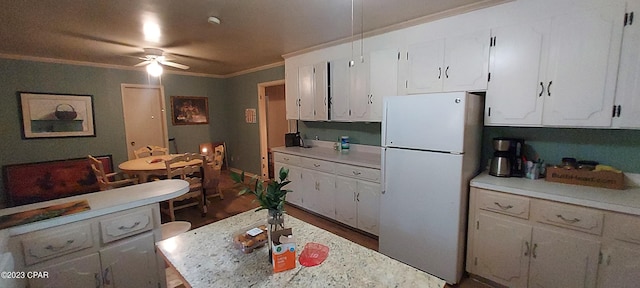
[
  {"xmin": 0, "ymin": 179, "xmax": 189, "ymax": 236},
  {"xmin": 471, "ymin": 172, "xmax": 640, "ymax": 216},
  {"xmin": 157, "ymin": 209, "xmax": 445, "ymax": 288},
  {"xmin": 271, "ymin": 141, "xmax": 381, "ymax": 169}
]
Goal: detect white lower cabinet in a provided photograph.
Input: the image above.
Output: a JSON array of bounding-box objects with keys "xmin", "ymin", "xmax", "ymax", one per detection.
[
  {"xmin": 335, "ymin": 177, "xmax": 380, "ymax": 235},
  {"xmin": 274, "ymin": 151, "xmax": 380, "ymax": 235},
  {"xmin": 12, "ymin": 205, "xmax": 164, "ymax": 288},
  {"xmin": 29, "ymin": 253, "xmax": 102, "ymax": 288},
  {"xmin": 467, "ymin": 188, "xmax": 615, "ymax": 288},
  {"xmin": 598, "ymin": 212, "xmax": 640, "ymax": 287}
]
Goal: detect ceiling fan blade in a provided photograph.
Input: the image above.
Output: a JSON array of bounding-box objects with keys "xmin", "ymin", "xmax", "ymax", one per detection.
[
  {"xmin": 158, "ymin": 60, "xmax": 189, "ymax": 70},
  {"xmin": 134, "ymin": 60, "xmax": 152, "ymax": 67},
  {"xmin": 57, "ymin": 31, "xmax": 139, "ymax": 48}
]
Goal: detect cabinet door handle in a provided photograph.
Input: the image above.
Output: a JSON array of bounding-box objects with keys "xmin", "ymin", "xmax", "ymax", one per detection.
[
  {"xmin": 532, "ymin": 243, "xmax": 538, "ymax": 258},
  {"xmin": 94, "ymin": 272, "xmax": 101, "ymax": 288},
  {"xmin": 44, "ymin": 239, "xmax": 75, "ymax": 252},
  {"xmin": 539, "ymin": 82, "xmax": 545, "ymax": 97},
  {"xmin": 445, "ymin": 66, "xmax": 450, "ymax": 78},
  {"xmin": 356, "ymin": 192, "xmax": 360, "ymax": 202},
  {"xmin": 438, "ymin": 67, "xmax": 442, "ymax": 79},
  {"xmin": 118, "ymin": 221, "xmax": 141, "ymax": 230},
  {"xmin": 556, "ymin": 214, "xmax": 580, "ymax": 223},
  {"xmin": 547, "ymin": 81, "xmax": 552, "ymax": 96},
  {"xmin": 354, "ymin": 192, "xmax": 356, "ymax": 202},
  {"xmin": 524, "ymin": 241, "xmax": 530, "ymax": 256},
  {"xmin": 493, "ymin": 202, "xmax": 513, "ymax": 210},
  {"xmin": 103, "ymin": 266, "xmax": 111, "ymax": 286}
]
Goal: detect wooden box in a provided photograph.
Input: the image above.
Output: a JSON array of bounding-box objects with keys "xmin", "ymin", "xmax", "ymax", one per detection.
[{"xmin": 545, "ymin": 167, "xmax": 625, "ymax": 190}]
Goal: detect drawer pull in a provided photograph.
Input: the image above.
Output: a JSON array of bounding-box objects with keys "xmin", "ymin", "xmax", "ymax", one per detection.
[
  {"xmin": 314, "ymin": 164, "xmax": 321, "ymax": 167},
  {"xmin": 283, "ymin": 157, "xmax": 290, "ymax": 161},
  {"xmin": 44, "ymin": 240, "xmax": 75, "ymax": 252},
  {"xmin": 494, "ymin": 202, "xmax": 513, "ymax": 210},
  {"xmin": 352, "ymin": 171, "xmax": 362, "ymax": 175},
  {"xmin": 118, "ymin": 221, "xmax": 141, "ymax": 230},
  {"xmin": 556, "ymin": 214, "xmax": 581, "ymax": 223}
]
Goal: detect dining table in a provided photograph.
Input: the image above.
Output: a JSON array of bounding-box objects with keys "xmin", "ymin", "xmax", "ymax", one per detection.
[{"xmin": 118, "ymin": 154, "xmax": 203, "ymax": 183}]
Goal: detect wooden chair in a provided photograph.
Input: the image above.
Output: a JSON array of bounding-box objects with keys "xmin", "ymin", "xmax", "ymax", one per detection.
[
  {"xmin": 161, "ymin": 153, "xmax": 206, "ymax": 221},
  {"xmin": 134, "ymin": 145, "xmax": 169, "ymax": 159},
  {"xmin": 88, "ymin": 155, "xmax": 138, "ymax": 190},
  {"xmin": 203, "ymin": 144, "xmax": 225, "ymax": 203}
]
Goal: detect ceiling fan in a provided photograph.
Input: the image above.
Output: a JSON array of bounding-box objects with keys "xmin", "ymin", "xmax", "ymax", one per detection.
[{"xmin": 134, "ymin": 48, "xmax": 189, "ymax": 75}]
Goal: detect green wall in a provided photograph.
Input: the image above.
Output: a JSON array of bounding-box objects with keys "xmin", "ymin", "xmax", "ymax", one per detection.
[
  {"xmin": 0, "ymin": 58, "xmax": 226, "ymax": 205},
  {"xmin": 225, "ymin": 66, "xmax": 285, "ymax": 175},
  {"xmin": 298, "ymin": 121, "xmax": 382, "ymax": 146}
]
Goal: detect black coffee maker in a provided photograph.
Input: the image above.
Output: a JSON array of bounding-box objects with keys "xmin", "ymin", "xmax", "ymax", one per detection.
[{"xmin": 489, "ymin": 137, "xmax": 525, "ymax": 177}]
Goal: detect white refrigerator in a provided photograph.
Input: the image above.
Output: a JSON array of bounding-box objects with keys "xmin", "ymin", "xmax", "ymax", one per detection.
[{"xmin": 379, "ymin": 92, "xmax": 483, "ymax": 284}]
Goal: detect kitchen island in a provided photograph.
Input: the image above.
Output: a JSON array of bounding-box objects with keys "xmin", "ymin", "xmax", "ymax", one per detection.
[{"xmin": 157, "ymin": 209, "xmax": 445, "ymax": 288}]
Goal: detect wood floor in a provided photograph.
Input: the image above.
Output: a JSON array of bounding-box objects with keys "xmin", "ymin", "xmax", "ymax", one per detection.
[{"xmin": 162, "ymin": 170, "xmax": 493, "ymax": 288}]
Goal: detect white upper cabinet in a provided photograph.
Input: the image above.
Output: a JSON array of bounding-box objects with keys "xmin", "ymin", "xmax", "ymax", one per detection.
[
  {"xmin": 313, "ymin": 62, "xmax": 329, "ymax": 120},
  {"xmin": 485, "ymin": 21, "xmax": 549, "ymax": 126},
  {"xmin": 613, "ymin": 3, "xmax": 640, "ymax": 129},
  {"xmin": 486, "ymin": 3, "xmax": 625, "ymax": 127},
  {"xmin": 542, "ymin": 3, "xmax": 624, "ymax": 127},
  {"xmin": 285, "ymin": 59, "xmax": 329, "ymax": 121},
  {"xmin": 350, "ymin": 46, "xmax": 399, "ymax": 122},
  {"xmin": 285, "ymin": 59, "xmax": 300, "ymax": 120},
  {"xmin": 298, "ymin": 64, "xmax": 316, "ymax": 120},
  {"xmin": 401, "ymin": 29, "xmax": 490, "ymax": 94},
  {"xmin": 330, "ymin": 57, "xmax": 352, "ymax": 121}
]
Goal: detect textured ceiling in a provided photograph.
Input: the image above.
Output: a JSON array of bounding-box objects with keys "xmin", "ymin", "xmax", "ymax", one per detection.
[{"xmin": 0, "ymin": 0, "xmax": 507, "ymax": 77}]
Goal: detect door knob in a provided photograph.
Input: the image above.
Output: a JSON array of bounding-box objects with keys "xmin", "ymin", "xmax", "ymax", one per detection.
[{"xmin": 130, "ymin": 141, "xmax": 136, "ymax": 146}]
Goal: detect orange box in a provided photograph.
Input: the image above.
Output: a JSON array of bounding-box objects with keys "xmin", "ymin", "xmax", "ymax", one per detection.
[
  {"xmin": 545, "ymin": 167, "xmax": 625, "ymax": 190},
  {"xmin": 271, "ymin": 228, "xmax": 296, "ymax": 273}
]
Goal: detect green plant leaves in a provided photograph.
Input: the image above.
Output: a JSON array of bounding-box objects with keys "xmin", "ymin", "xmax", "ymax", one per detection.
[{"xmin": 230, "ymin": 167, "xmax": 291, "ymax": 212}]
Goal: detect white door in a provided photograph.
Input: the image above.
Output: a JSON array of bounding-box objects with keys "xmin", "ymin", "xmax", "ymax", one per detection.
[
  {"xmin": 330, "ymin": 58, "xmax": 351, "ymax": 121},
  {"xmin": 284, "ymin": 61, "xmax": 300, "ymax": 120},
  {"xmin": 542, "ymin": 3, "xmax": 624, "ymax": 127},
  {"xmin": 380, "ymin": 148, "xmax": 465, "ymax": 284},
  {"xmin": 406, "ymin": 39, "xmax": 445, "ymax": 94},
  {"xmin": 598, "ymin": 242, "xmax": 640, "ymax": 287},
  {"xmin": 485, "ymin": 21, "xmax": 549, "ymax": 126},
  {"xmin": 121, "ymin": 84, "xmax": 168, "ymax": 160},
  {"xmin": 100, "ymin": 233, "xmax": 158, "ymax": 288},
  {"xmin": 356, "ymin": 180, "xmax": 380, "ymax": 235},
  {"xmin": 383, "ymin": 92, "xmax": 468, "ymax": 153},
  {"xmin": 30, "ymin": 253, "xmax": 102, "ymax": 288},
  {"xmin": 301, "ymin": 169, "xmax": 318, "ymax": 213},
  {"xmin": 313, "ymin": 62, "xmax": 328, "ymax": 120},
  {"xmin": 349, "ymin": 56, "xmax": 370, "ymax": 121},
  {"xmin": 473, "ymin": 212, "xmax": 531, "ymax": 288},
  {"xmin": 443, "ymin": 30, "xmax": 490, "ymax": 92},
  {"xmin": 315, "ymin": 170, "xmax": 336, "ymax": 219},
  {"xmin": 613, "ymin": 2, "xmax": 640, "ymax": 128},
  {"xmin": 369, "ymin": 48, "xmax": 400, "ymax": 121},
  {"xmin": 528, "ymin": 227, "xmax": 600, "ymax": 288},
  {"xmin": 335, "ymin": 176, "xmax": 357, "ymax": 227},
  {"xmin": 297, "ymin": 65, "xmax": 315, "ymax": 120}
]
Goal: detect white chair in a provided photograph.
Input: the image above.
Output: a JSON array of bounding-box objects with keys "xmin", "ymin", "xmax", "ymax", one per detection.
[
  {"xmin": 203, "ymin": 144, "xmax": 225, "ymax": 202},
  {"xmin": 88, "ymin": 155, "xmax": 138, "ymax": 190},
  {"xmin": 134, "ymin": 145, "xmax": 169, "ymax": 159}
]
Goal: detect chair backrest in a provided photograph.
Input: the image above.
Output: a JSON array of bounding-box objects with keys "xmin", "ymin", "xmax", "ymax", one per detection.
[
  {"xmin": 165, "ymin": 153, "xmax": 204, "ymax": 186},
  {"xmin": 134, "ymin": 145, "xmax": 169, "ymax": 159},
  {"xmin": 88, "ymin": 155, "xmax": 109, "ymax": 191},
  {"xmin": 212, "ymin": 144, "xmax": 225, "ymax": 170}
]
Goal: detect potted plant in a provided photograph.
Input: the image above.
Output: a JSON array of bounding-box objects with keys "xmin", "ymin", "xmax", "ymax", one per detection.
[{"xmin": 231, "ymin": 167, "xmax": 292, "ymax": 259}]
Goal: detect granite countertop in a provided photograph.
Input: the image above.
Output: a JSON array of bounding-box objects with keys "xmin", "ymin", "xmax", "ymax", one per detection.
[
  {"xmin": 0, "ymin": 179, "xmax": 189, "ymax": 236},
  {"xmin": 471, "ymin": 172, "xmax": 640, "ymax": 216},
  {"xmin": 157, "ymin": 210, "xmax": 445, "ymax": 288},
  {"xmin": 271, "ymin": 141, "xmax": 381, "ymax": 169}
]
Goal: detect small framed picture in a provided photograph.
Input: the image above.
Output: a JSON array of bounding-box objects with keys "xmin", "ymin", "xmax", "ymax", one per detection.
[
  {"xmin": 18, "ymin": 92, "xmax": 96, "ymax": 139},
  {"xmin": 170, "ymin": 96, "xmax": 209, "ymax": 125}
]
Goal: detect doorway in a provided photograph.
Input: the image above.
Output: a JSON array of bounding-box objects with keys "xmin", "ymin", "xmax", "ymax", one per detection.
[
  {"xmin": 258, "ymin": 80, "xmax": 292, "ymax": 179},
  {"xmin": 121, "ymin": 84, "xmax": 169, "ymax": 160}
]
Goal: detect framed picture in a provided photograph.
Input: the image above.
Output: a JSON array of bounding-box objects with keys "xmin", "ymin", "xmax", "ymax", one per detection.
[
  {"xmin": 18, "ymin": 92, "xmax": 96, "ymax": 139},
  {"xmin": 170, "ymin": 96, "xmax": 209, "ymax": 125}
]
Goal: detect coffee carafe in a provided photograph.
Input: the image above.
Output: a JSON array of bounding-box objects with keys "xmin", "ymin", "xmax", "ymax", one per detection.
[{"xmin": 490, "ymin": 138, "xmax": 512, "ymax": 177}]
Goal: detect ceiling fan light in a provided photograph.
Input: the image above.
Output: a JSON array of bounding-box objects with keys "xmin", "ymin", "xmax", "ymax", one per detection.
[{"xmin": 146, "ymin": 61, "xmax": 163, "ymax": 76}]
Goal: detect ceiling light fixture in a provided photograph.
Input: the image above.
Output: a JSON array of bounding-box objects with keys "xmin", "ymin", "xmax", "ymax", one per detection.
[
  {"xmin": 146, "ymin": 60, "xmax": 163, "ymax": 77},
  {"xmin": 207, "ymin": 16, "xmax": 221, "ymax": 25}
]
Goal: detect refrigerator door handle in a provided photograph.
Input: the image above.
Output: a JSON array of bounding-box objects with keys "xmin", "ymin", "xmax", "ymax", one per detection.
[{"xmin": 381, "ymin": 147, "xmax": 387, "ymax": 195}]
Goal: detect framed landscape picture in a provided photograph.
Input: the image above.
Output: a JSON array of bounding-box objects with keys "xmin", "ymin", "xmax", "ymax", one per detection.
[
  {"xmin": 18, "ymin": 92, "xmax": 96, "ymax": 139},
  {"xmin": 170, "ymin": 96, "xmax": 209, "ymax": 125}
]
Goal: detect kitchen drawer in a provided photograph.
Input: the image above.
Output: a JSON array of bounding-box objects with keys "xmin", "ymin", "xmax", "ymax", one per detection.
[
  {"xmin": 533, "ymin": 200, "xmax": 604, "ymax": 235},
  {"xmin": 604, "ymin": 212, "xmax": 640, "ymax": 245},
  {"xmin": 100, "ymin": 208, "xmax": 153, "ymax": 244},
  {"xmin": 300, "ymin": 157, "xmax": 335, "ymax": 173},
  {"xmin": 336, "ymin": 164, "xmax": 380, "ymax": 183},
  {"xmin": 273, "ymin": 153, "xmax": 301, "ymax": 166},
  {"xmin": 476, "ymin": 189, "xmax": 530, "ymax": 219},
  {"xmin": 22, "ymin": 223, "xmax": 94, "ymax": 266}
]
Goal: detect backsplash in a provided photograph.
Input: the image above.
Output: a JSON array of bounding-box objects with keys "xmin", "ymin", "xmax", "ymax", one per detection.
[{"xmin": 299, "ymin": 121, "xmax": 640, "ymax": 174}]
